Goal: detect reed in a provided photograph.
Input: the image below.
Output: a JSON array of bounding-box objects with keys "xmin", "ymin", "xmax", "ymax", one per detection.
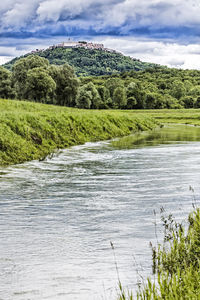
[{"xmin": 118, "ymin": 208, "xmax": 200, "ymax": 299}]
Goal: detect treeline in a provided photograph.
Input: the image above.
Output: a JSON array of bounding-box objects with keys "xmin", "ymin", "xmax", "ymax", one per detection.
[
  {"xmin": 2, "ymin": 54, "xmax": 200, "ymax": 109},
  {"xmin": 0, "ymin": 55, "xmax": 79, "ymax": 106},
  {"xmin": 81, "ymin": 67, "xmax": 200, "ymax": 109}
]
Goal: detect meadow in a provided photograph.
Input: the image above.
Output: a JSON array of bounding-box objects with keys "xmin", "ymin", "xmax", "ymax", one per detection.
[{"xmin": 131, "ymin": 109, "xmax": 200, "ymax": 125}]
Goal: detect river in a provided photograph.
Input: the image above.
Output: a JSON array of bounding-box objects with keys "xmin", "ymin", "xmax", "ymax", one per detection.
[{"xmin": 0, "ymin": 125, "xmax": 200, "ymax": 300}]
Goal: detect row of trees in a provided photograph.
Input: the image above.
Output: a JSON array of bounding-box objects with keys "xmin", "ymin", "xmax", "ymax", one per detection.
[
  {"xmin": 77, "ymin": 77, "xmax": 200, "ymax": 109},
  {"xmin": 0, "ymin": 55, "xmax": 79, "ymax": 106},
  {"xmin": 1, "ymin": 55, "xmax": 200, "ymax": 109},
  {"xmin": 79, "ymin": 67, "xmax": 200, "ymax": 109}
]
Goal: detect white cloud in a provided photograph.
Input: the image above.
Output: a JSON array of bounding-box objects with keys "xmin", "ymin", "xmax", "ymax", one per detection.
[
  {"xmin": 1, "ymin": 0, "xmax": 200, "ymax": 31},
  {"xmin": 1, "ymin": 1, "xmax": 41, "ymax": 29},
  {"xmin": 1, "ymin": 1, "xmax": 200, "ymax": 70},
  {"xmin": 167, "ymin": 58, "xmax": 185, "ymax": 67},
  {"xmin": 36, "ymin": 0, "xmax": 85, "ymax": 22},
  {"xmin": 0, "ymin": 56, "xmax": 12, "ymax": 65},
  {"xmin": 101, "ymin": 0, "xmax": 200, "ymax": 28},
  {"xmin": 0, "ymin": 46, "xmax": 22, "ymax": 57},
  {"xmin": 94, "ymin": 36, "xmax": 200, "ymax": 69}
]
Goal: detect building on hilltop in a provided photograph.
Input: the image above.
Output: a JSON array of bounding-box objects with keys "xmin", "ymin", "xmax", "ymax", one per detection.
[
  {"xmin": 57, "ymin": 42, "xmax": 79, "ymax": 48},
  {"xmin": 30, "ymin": 41, "xmax": 125, "ymax": 56},
  {"xmin": 81, "ymin": 42, "xmax": 104, "ymax": 50},
  {"xmin": 48, "ymin": 41, "xmax": 105, "ymax": 51}
]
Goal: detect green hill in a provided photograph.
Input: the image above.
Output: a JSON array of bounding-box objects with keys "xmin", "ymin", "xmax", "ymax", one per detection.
[{"xmin": 4, "ymin": 47, "xmax": 159, "ymax": 76}]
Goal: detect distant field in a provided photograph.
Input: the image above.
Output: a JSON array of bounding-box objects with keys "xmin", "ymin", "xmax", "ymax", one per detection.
[
  {"xmin": 128, "ymin": 109, "xmax": 200, "ymax": 125},
  {"xmin": 0, "ymin": 99, "xmax": 157, "ymax": 165}
]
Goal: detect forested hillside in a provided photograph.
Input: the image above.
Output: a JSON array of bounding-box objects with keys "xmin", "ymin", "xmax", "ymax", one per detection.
[
  {"xmin": 4, "ymin": 47, "xmax": 158, "ymax": 76},
  {"xmin": 2, "ymin": 54, "xmax": 200, "ymax": 110}
]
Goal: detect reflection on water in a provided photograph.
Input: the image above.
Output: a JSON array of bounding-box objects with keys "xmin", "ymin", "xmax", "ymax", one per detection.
[
  {"xmin": 111, "ymin": 124, "xmax": 200, "ymax": 149},
  {"xmin": 0, "ymin": 125, "xmax": 200, "ymax": 300}
]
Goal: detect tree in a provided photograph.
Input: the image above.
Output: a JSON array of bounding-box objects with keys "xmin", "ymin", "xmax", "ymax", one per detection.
[
  {"xmin": 127, "ymin": 96, "xmax": 137, "ymax": 109},
  {"xmin": 181, "ymin": 96, "xmax": 194, "ymax": 108},
  {"xmin": 49, "ymin": 64, "xmax": 79, "ymax": 106},
  {"xmin": 0, "ymin": 66, "xmax": 15, "ymax": 99},
  {"xmin": 194, "ymin": 97, "xmax": 200, "ymax": 108},
  {"xmin": 126, "ymin": 82, "xmax": 146, "ymax": 109},
  {"xmin": 12, "ymin": 55, "xmax": 49, "ymax": 99},
  {"xmin": 188, "ymin": 86, "xmax": 200, "ymax": 97},
  {"xmin": 171, "ymin": 80, "xmax": 186, "ymax": 100},
  {"xmin": 113, "ymin": 87, "xmax": 127, "ymax": 108},
  {"xmin": 164, "ymin": 94, "xmax": 183, "ymax": 109},
  {"xmin": 82, "ymin": 82, "xmax": 101, "ymax": 109},
  {"xmin": 104, "ymin": 77, "xmax": 124, "ymax": 99},
  {"xmin": 157, "ymin": 80, "xmax": 168, "ymax": 90},
  {"xmin": 25, "ymin": 67, "xmax": 56, "ymax": 103},
  {"xmin": 97, "ymin": 86, "xmax": 112, "ymax": 108},
  {"xmin": 184, "ymin": 80, "xmax": 193, "ymax": 93},
  {"xmin": 76, "ymin": 86, "xmax": 92, "ymax": 109},
  {"xmin": 145, "ymin": 92, "xmax": 166, "ymax": 109}
]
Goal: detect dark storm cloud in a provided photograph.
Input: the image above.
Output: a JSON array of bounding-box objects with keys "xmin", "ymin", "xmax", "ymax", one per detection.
[
  {"xmin": 0, "ymin": 0, "xmax": 200, "ymax": 40},
  {"xmin": 1, "ymin": 0, "xmax": 200, "ymax": 69}
]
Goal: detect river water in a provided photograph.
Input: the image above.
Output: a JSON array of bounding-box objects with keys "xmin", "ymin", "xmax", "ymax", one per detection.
[{"xmin": 1, "ymin": 125, "xmax": 200, "ymax": 300}]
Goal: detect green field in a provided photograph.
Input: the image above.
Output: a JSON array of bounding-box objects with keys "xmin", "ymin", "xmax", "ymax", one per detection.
[
  {"xmin": 127, "ymin": 109, "xmax": 200, "ymax": 125},
  {"xmin": 0, "ymin": 99, "xmax": 157, "ymax": 166}
]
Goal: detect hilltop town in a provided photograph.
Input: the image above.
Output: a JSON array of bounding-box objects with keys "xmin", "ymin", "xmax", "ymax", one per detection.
[
  {"xmin": 4, "ymin": 39, "xmax": 153, "ymax": 76},
  {"xmin": 31, "ymin": 40, "xmax": 123, "ymax": 55}
]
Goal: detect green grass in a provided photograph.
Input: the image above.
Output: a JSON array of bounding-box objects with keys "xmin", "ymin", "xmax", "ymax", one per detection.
[
  {"xmin": 128, "ymin": 109, "xmax": 200, "ymax": 126},
  {"xmin": 0, "ymin": 99, "xmax": 157, "ymax": 166},
  {"xmin": 2, "ymin": 101, "xmax": 200, "ymax": 166},
  {"xmin": 118, "ymin": 208, "xmax": 200, "ymax": 300}
]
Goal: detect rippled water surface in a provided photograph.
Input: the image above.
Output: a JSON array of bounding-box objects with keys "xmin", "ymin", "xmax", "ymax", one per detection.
[{"xmin": 1, "ymin": 125, "xmax": 200, "ymax": 300}]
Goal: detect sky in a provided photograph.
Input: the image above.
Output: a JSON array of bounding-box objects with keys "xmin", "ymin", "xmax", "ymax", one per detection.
[{"xmin": 1, "ymin": 0, "xmax": 200, "ymax": 69}]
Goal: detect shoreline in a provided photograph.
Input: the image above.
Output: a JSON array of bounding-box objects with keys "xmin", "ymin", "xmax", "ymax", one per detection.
[{"xmin": 0, "ymin": 99, "xmax": 158, "ymax": 166}]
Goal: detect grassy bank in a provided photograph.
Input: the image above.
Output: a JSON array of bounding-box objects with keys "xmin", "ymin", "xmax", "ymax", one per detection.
[
  {"xmin": 119, "ymin": 208, "xmax": 200, "ymax": 300},
  {"xmin": 0, "ymin": 99, "xmax": 158, "ymax": 166},
  {"xmin": 2, "ymin": 100, "xmax": 200, "ymax": 166}
]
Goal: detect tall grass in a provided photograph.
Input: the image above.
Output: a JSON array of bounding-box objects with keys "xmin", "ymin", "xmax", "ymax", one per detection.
[
  {"xmin": 0, "ymin": 99, "xmax": 157, "ymax": 165},
  {"xmin": 118, "ymin": 208, "xmax": 200, "ymax": 300}
]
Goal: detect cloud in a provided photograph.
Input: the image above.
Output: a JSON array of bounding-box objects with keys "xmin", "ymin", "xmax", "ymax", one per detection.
[
  {"xmin": 0, "ymin": 46, "xmax": 23, "ymax": 57},
  {"xmin": 94, "ymin": 36, "xmax": 200, "ymax": 69},
  {"xmin": 36, "ymin": 0, "xmax": 84, "ymax": 22},
  {"xmin": 0, "ymin": 0, "xmax": 200, "ymax": 40},
  {"xmin": 0, "ymin": 1, "xmax": 41, "ymax": 30},
  {"xmin": 1, "ymin": 1, "xmax": 200, "ymax": 70},
  {"xmin": 167, "ymin": 58, "xmax": 185, "ymax": 67}
]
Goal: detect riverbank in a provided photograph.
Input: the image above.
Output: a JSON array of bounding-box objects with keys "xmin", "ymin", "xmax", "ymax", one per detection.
[
  {"xmin": 0, "ymin": 99, "xmax": 157, "ymax": 166},
  {"xmin": 119, "ymin": 208, "xmax": 200, "ymax": 299}
]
